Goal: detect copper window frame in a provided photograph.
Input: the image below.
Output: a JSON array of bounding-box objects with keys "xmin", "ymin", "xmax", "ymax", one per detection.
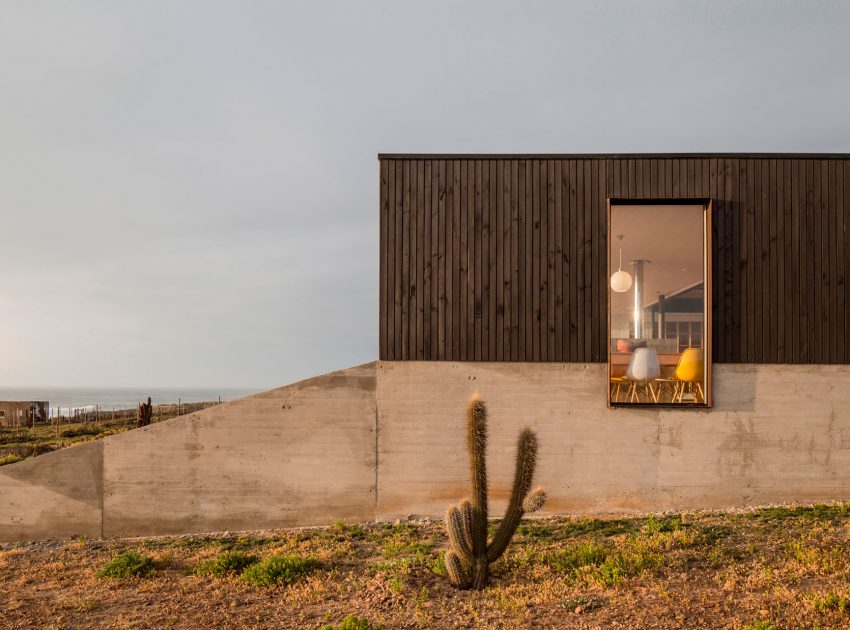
[{"xmin": 606, "ymin": 198, "xmax": 713, "ymax": 409}]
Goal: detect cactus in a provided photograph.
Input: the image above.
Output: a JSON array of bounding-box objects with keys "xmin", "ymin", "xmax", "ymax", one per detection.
[{"xmin": 443, "ymin": 396, "xmax": 546, "ymax": 590}]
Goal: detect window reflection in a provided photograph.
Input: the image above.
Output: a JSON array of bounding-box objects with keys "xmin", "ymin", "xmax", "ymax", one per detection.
[{"xmin": 608, "ymin": 203, "xmax": 710, "ymax": 406}]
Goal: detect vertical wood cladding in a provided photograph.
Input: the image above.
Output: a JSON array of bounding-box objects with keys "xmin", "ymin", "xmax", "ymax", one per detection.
[{"xmin": 379, "ymin": 155, "xmax": 850, "ymax": 364}]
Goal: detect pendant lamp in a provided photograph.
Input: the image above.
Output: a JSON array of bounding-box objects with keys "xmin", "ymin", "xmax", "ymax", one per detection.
[{"xmin": 610, "ymin": 235, "xmax": 632, "ymax": 293}]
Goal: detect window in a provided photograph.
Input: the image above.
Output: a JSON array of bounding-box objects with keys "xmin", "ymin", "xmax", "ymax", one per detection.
[{"xmin": 608, "ymin": 199, "xmax": 712, "ymax": 407}]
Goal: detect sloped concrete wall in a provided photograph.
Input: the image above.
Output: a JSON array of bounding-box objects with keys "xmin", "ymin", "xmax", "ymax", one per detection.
[
  {"xmin": 0, "ymin": 363, "xmax": 377, "ymax": 542},
  {"xmin": 102, "ymin": 362, "xmax": 377, "ymax": 537},
  {"xmin": 376, "ymin": 362, "xmax": 850, "ymax": 520},
  {"xmin": 0, "ymin": 441, "xmax": 102, "ymax": 540}
]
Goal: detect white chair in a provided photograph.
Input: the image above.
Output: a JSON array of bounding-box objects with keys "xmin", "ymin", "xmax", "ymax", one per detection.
[{"xmin": 625, "ymin": 347, "xmax": 661, "ymax": 403}]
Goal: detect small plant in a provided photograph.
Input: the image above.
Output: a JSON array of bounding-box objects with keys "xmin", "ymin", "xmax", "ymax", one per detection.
[
  {"xmin": 195, "ymin": 551, "xmax": 258, "ymax": 577},
  {"xmin": 240, "ymin": 555, "xmax": 318, "ymax": 587},
  {"xmin": 548, "ymin": 540, "xmax": 608, "ymax": 572},
  {"xmin": 813, "ymin": 592, "xmax": 850, "ymax": 612},
  {"xmin": 0, "ymin": 454, "xmax": 24, "ymax": 466},
  {"xmin": 444, "ymin": 396, "xmax": 546, "ymax": 590},
  {"xmin": 320, "ymin": 615, "xmax": 385, "ymax": 630},
  {"xmin": 96, "ymin": 551, "xmax": 156, "ymax": 579},
  {"xmin": 741, "ymin": 621, "xmax": 776, "ymax": 630}
]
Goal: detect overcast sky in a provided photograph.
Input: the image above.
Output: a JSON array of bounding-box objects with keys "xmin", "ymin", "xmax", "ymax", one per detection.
[{"xmin": 1, "ymin": 1, "xmax": 849, "ymax": 389}]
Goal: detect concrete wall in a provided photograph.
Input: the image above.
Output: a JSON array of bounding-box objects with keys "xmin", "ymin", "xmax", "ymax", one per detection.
[
  {"xmin": 377, "ymin": 362, "xmax": 850, "ymax": 519},
  {"xmin": 0, "ymin": 363, "xmax": 376, "ymax": 541},
  {"xmin": 3, "ymin": 360, "xmax": 850, "ymax": 541}
]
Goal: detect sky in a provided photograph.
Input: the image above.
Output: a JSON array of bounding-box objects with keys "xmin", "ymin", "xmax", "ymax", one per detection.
[{"xmin": 1, "ymin": 1, "xmax": 849, "ymax": 389}]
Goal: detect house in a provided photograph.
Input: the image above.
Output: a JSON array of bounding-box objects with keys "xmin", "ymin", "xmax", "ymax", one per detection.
[
  {"xmin": 0, "ymin": 401, "xmax": 49, "ymax": 428},
  {"xmin": 3, "ymin": 152, "xmax": 850, "ymax": 542}
]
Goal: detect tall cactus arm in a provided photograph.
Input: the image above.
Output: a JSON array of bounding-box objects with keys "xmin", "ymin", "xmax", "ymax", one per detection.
[
  {"xmin": 486, "ymin": 428, "xmax": 539, "ymax": 563},
  {"xmin": 444, "ymin": 550, "xmax": 471, "ymax": 589},
  {"xmin": 459, "ymin": 499, "xmax": 475, "ymax": 552},
  {"xmin": 467, "ymin": 396, "xmax": 489, "ymax": 558},
  {"xmin": 446, "ymin": 504, "xmax": 474, "ymax": 563}
]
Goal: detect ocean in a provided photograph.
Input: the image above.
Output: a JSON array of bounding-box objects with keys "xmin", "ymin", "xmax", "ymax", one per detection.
[{"xmin": 0, "ymin": 387, "xmax": 263, "ymax": 416}]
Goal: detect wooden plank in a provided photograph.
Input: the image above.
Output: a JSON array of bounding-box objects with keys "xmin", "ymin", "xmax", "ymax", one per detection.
[
  {"xmin": 829, "ymin": 160, "xmax": 840, "ymax": 363},
  {"xmin": 744, "ymin": 158, "xmax": 754, "ymax": 362},
  {"xmin": 451, "ymin": 161, "xmax": 461, "ymax": 360},
  {"xmin": 531, "ymin": 160, "xmax": 541, "ymax": 361},
  {"xmin": 474, "ymin": 160, "xmax": 484, "ymax": 360},
  {"xmin": 545, "ymin": 160, "xmax": 556, "ymax": 361},
  {"xmin": 708, "ymin": 158, "xmax": 718, "ymax": 361},
  {"xmin": 402, "ymin": 161, "xmax": 412, "ymax": 360},
  {"xmin": 819, "ymin": 159, "xmax": 830, "ymax": 362},
  {"xmin": 393, "ymin": 161, "xmax": 403, "ymax": 360},
  {"xmin": 444, "ymin": 161, "xmax": 453, "ymax": 360},
  {"xmin": 838, "ymin": 159, "xmax": 847, "ymax": 363},
  {"xmin": 776, "ymin": 159, "xmax": 786, "ymax": 362},
  {"xmin": 782, "ymin": 160, "xmax": 793, "ymax": 363},
  {"xmin": 487, "ymin": 160, "xmax": 494, "ymax": 361},
  {"xmin": 649, "ymin": 158, "xmax": 658, "ymax": 197},
  {"xmin": 459, "ymin": 161, "xmax": 469, "ymax": 360},
  {"xmin": 468, "ymin": 160, "xmax": 477, "ymax": 361},
  {"xmin": 590, "ymin": 159, "xmax": 600, "ymax": 361},
  {"xmin": 841, "ymin": 160, "xmax": 850, "ymax": 363},
  {"xmin": 433, "ymin": 160, "xmax": 443, "ymax": 359},
  {"xmin": 756, "ymin": 159, "xmax": 768, "ymax": 361},
  {"xmin": 379, "ymin": 160, "xmax": 389, "ymax": 359},
  {"xmin": 495, "ymin": 160, "xmax": 504, "ymax": 362},
  {"xmin": 713, "ymin": 159, "xmax": 722, "ymax": 361},
  {"xmin": 567, "ymin": 160, "xmax": 577, "ymax": 361},
  {"xmin": 519, "ymin": 160, "xmax": 529, "ymax": 361},
  {"xmin": 804, "ymin": 159, "xmax": 814, "ymax": 362},
  {"xmin": 728, "ymin": 158, "xmax": 739, "ymax": 363},
  {"xmin": 768, "ymin": 159, "xmax": 777, "ymax": 363},
  {"xmin": 510, "ymin": 160, "xmax": 519, "ymax": 361},
  {"xmin": 414, "ymin": 160, "xmax": 424, "ymax": 360},
  {"xmin": 575, "ymin": 161, "xmax": 586, "ymax": 360},
  {"xmin": 479, "ymin": 160, "xmax": 489, "ymax": 360},
  {"xmin": 795, "ymin": 159, "xmax": 806, "ymax": 362},
  {"xmin": 812, "ymin": 159, "xmax": 823, "ymax": 363},
  {"xmin": 583, "ymin": 161, "xmax": 593, "ymax": 361},
  {"xmin": 554, "ymin": 160, "xmax": 564, "ymax": 362}
]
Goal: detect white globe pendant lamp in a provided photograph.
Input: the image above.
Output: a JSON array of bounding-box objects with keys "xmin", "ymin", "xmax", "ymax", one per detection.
[{"xmin": 610, "ymin": 235, "xmax": 632, "ymax": 293}]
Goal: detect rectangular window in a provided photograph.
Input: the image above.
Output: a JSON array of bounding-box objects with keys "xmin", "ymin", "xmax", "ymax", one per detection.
[{"xmin": 608, "ymin": 199, "xmax": 712, "ymax": 407}]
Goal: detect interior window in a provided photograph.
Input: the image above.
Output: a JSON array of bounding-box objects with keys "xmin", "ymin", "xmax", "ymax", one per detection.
[{"xmin": 608, "ymin": 201, "xmax": 711, "ymax": 406}]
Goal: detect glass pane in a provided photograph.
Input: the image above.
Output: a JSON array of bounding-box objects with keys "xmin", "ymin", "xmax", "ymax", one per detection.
[{"xmin": 609, "ymin": 203, "xmax": 710, "ymax": 406}]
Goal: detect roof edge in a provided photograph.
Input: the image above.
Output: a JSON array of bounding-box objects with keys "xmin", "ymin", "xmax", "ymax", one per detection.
[{"xmin": 378, "ymin": 152, "xmax": 850, "ymax": 160}]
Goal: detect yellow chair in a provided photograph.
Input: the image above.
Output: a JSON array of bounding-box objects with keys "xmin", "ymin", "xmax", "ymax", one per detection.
[{"xmin": 667, "ymin": 348, "xmax": 704, "ymax": 403}]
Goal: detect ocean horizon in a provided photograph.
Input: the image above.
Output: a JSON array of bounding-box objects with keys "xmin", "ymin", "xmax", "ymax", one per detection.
[{"xmin": 0, "ymin": 387, "xmax": 264, "ymax": 415}]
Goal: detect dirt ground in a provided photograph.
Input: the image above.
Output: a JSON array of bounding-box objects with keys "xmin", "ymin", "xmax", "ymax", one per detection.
[{"xmin": 3, "ymin": 504, "xmax": 850, "ymax": 629}]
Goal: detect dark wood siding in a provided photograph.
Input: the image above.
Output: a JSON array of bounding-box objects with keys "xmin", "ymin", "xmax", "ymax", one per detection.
[{"xmin": 379, "ymin": 155, "xmax": 850, "ymax": 364}]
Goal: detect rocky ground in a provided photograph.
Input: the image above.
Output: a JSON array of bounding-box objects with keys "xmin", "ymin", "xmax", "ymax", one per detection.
[{"xmin": 3, "ymin": 504, "xmax": 850, "ymax": 629}]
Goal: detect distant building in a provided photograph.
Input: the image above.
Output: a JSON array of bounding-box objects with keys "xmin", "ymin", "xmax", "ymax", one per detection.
[{"xmin": 0, "ymin": 401, "xmax": 49, "ymax": 428}]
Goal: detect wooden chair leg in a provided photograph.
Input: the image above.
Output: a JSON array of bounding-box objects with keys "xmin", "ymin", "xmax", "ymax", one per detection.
[
  {"xmin": 648, "ymin": 382, "xmax": 658, "ymax": 403},
  {"xmin": 696, "ymin": 382, "xmax": 704, "ymax": 403}
]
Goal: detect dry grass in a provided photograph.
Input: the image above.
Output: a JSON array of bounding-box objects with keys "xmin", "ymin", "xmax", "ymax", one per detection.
[{"xmin": 3, "ymin": 505, "xmax": 850, "ymax": 628}]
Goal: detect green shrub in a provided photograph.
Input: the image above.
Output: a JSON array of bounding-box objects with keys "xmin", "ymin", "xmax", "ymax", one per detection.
[
  {"xmin": 195, "ymin": 551, "xmax": 259, "ymax": 577},
  {"xmin": 240, "ymin": 555, "xmax": 318, "ymax": 587},
  {"xmin": 320, "ymin": 614, "xmax": 385, "ymax": 630},
  {"xmin": 592, "ymin": 544, "xmax": 660, "ymax": 586},
  {"xmin": 741, "ymin": 621, "xmax": 776, "ymax": 630},
  {"xmin": 96, "ymin": 551, "xmax": 156, "ymax": 579},
  {"xmin": 814, "ymin": 592, "xmax": 850, "ymax": 612},
  {"xmin": 0, "ymin": 454, "xmax": 24, "ymax": 466},
  {"xmin": 548, "ymin": 540, "xmax": 608, "ymax": 572},
  {"xmin": 60, "ymin": 425, "xmax": 104, "ymax": 438}
]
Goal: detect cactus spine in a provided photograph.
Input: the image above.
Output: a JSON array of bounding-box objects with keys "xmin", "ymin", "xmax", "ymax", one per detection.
[{"xmin": 444, "ymin": 396, "xmax": 546, "ymax": 590}]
